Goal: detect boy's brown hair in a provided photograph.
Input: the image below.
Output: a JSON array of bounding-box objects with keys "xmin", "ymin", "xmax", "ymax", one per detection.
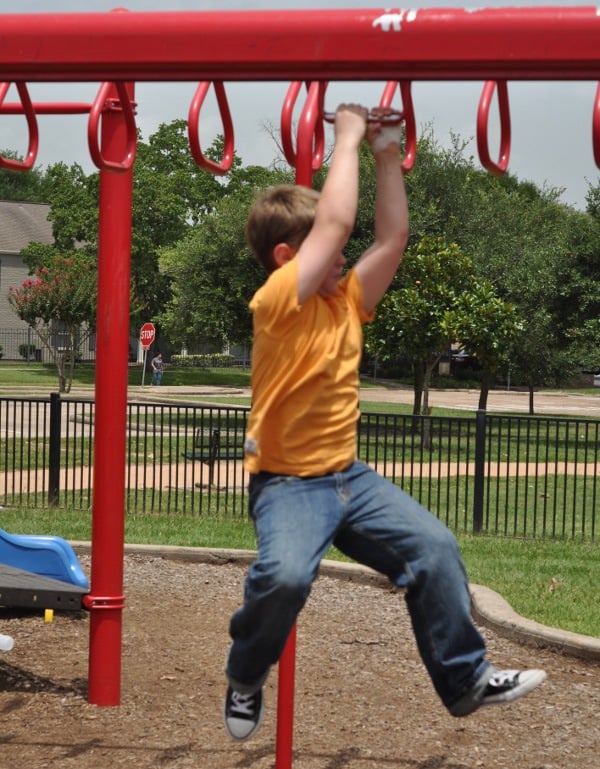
[{"xmin": 245, "ymin": 184, "xmax": 320, "ymax": 272}]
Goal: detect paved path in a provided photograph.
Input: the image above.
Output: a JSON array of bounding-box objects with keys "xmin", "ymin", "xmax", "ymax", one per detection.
[
  {"xmin": 358, "ymin": 385, "xmax": 600, "ymax": 415},
  {"xmin": 124, "ymin": 383, "xmax": 600, "ymax": 416},
  {"xmin": 2, "ymin": 382, "xmax": 599, "ymax": 416}
]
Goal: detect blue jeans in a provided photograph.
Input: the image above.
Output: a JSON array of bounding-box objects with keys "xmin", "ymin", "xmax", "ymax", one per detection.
[{"xmin": 226, "ymin": 461, "xmax": 489, "ymax": 711}]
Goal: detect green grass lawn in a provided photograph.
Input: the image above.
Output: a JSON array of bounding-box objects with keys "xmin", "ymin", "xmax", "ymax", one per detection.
[
  {"xmin": 0, "ymin": 362, "xmax": 252, "ymax": 390},
  {"xmin": 2, "ymin": 506, "xmax": 598, "ymax": 638}
]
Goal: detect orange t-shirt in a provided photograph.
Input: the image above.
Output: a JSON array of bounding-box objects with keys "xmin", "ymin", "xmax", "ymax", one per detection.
[{"xmin": 243, "ymin": 258, "xmax": 373, "ymax": 476}]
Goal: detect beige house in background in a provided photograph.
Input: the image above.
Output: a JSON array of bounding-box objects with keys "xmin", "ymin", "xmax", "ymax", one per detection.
[
  {"xmin": 0, "ymin": 200, "xmax": 54, "ymax": 359},
  {"xmin": 0, "ymin": 200, "xmax": 140, "ymax": 364}
]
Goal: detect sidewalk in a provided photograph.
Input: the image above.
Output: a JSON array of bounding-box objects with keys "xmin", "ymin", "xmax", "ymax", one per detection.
[
  {"xmin": 1, "ymin": 382, "xmax": 599, "ymax": 416},
  {"xmin": 131, "ymin": 383, "xmax": 600, "ymax": 416}
]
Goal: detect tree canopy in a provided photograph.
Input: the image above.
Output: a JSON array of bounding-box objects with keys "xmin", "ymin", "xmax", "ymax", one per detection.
[
  {"xmin": 366, "ymin": 236, "xmax": 522, "ymax": 414},
  {"xmin": 3, "ymin": 118, "xmax": 600, "ymax": 410}
]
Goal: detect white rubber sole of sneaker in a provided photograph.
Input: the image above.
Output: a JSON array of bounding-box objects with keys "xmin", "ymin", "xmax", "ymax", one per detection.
[{"xmin": 224, "ymin": 695, "xmax": 265, "ymax": 741}]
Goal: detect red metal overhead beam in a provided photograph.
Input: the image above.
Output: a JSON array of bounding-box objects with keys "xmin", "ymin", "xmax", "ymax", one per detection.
[{"xmin": 0, "ymin": 7, "xmax": 599, "ymax": 83}]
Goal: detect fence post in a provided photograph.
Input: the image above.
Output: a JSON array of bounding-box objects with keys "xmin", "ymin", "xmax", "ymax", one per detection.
[
  {"xmin": 48, "ymin": 392, "xmax": 61, "ymax": 507},
  {"xmin": 473, "ymin": 408, "xmax": 486, "ymax": 533}
]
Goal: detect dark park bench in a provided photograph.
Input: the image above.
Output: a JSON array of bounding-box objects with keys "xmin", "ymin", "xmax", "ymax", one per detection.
[{"xmin": 182, "ymin": 428, "xmax": 245, "ymax": 486}]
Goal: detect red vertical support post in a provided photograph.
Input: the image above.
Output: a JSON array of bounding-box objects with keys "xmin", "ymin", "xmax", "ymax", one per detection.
[
  {"xmin": 275, "ymin": 83, "xmax": 322, "ymax": 769},
  {"xmin": 86, "ymin": 82, "xmax": 134, "ymax": 706},
  {"xmin": 276, "ymin": 624, "xmax": 297, "ymax": 769}
]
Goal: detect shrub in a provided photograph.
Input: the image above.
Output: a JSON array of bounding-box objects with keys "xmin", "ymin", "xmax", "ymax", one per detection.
[
  {"xmin": 170, "ymin": 353, "xmax": 235, "ymax": 369},
  {"xmin": 18, "ymin": 343, "xmax": 37, "ymax": 360}
]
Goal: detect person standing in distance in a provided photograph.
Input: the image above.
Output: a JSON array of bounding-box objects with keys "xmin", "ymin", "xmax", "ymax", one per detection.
[{"xmin": 151, "ymin": 352, "xmax": 163, "ymax": 386}]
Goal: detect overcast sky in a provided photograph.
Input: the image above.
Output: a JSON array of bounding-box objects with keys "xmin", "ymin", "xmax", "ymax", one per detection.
[{"xmin": 1, "ymin": 0, "xmax": 598, "ymax": 210}]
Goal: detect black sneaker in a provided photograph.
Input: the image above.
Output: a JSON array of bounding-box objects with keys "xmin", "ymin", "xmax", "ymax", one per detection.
[
  {"xmin": 223, "ymin": 685, "xmax": 264, "ymax": 740},
  {"xmin": 481, "ymin": 669, "xmax": 547, "ymax": 706}
]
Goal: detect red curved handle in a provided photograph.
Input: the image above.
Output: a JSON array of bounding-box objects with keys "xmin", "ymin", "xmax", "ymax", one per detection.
[
  {"xmin": 477, "ymin": 80, "xmax": 511, "ymax": 176},
  {"xmin": 0, "ymin": 81, "xmax": 39, "ymax": 171},
  {"xmin": 188, "ymin": 81, "xmax": 235, "ymax": 176},
  {"xmin": 593, "ymin": 82, "xmax": 600, "ymax": 169},
  {"xmin": 379, "ymin": 80, "xmax": 416, "ymax": 172},
  {"xmin": 280, "ymin": 80, "xmax": 326, "ymax": 174},
  {"xmin": 88, "ymin": 81, "xmax": 137, "ymax": 173},
  {"xmin": 281, "ymin": 81, "xmax": 302, "ymax": 167}
]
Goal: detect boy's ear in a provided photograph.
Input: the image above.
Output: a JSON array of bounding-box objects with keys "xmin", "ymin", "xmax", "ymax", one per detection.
[{"xmin": 272, "ymin": 242, "xmax": 296, "ymax": 268}]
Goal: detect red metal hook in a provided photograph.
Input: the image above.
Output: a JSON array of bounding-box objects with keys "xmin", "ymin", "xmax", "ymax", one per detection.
[
  {"xmin": 477, "ymin": 80, "xmax": 511, "ymax": 176},
  {"xmin": 280, "ymin": 80, "xmax": 326, "ymax": 174},
  {"xmin": 379, "ymin": 80, "xmax": 417, "ymax": 173},
  {"xmin": 188, "ymin": 81, "xmax": 235, "ymax": 176},
  {"xmin": 0, "ymin": 81, "xmax": 39, "ymax": 171},
  {"xmin": 592, "ymin": 83, "xmax": 600, "ymax": 169},
  {"xmin": 88, "ymin": 81, "xmax": 137, "ymax": 173}
]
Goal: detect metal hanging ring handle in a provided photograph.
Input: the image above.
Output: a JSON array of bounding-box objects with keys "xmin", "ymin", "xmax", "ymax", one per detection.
[
  {"xmin": 477, "ymin": 80, "xmax": 511, "ymax": 176},
  {"xmin": 188, "ymin": 81, "xmax": 235, "ymax": 176},
  {"xmin": 378, "ymin": 80, "xmax": 417, "ymax": 172},
  {"xmin": 0, "ymin": 81, "xmax": 39, "ymax": 171},
  {"xmin": 592, "ymin": 82, "xmax": 600, "ymax": 169},
  {"xmin": 281, "ymin": 81, "xmax": 303, "ymax": 166},
  {"xmin": 88, "ymin": 81, "xmax": 137, "ymax": 173},
  {"xmin": 322, "ymin": 110, "xmax": 403, "ymax": 125},
  {"xmin": 280, "ymin": 80, "xmax": 326, "ymax": 172}
]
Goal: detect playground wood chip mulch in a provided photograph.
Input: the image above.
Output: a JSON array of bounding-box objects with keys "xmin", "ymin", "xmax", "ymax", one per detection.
[{"xmin": 0, "ymin": 553, "xmax": 598, "ymax": 769}]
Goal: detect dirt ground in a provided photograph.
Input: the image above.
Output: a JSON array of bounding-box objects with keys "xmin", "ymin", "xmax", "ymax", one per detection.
[{"xmin": 0, "ymin": 553, "xmax": 598, "ymax": 769}]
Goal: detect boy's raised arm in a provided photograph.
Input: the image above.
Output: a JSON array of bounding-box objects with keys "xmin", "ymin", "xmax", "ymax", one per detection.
[
  {"xmin": 295, "ymin": 104, "xmax": 367, "ymax": 304},
  {"xmin": 355, "ymin": 111, "xmax": 409, "ymax": 314}
]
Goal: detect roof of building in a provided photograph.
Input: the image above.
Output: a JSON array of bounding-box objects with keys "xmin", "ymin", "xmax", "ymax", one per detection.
[{"xmin": 0, "ymin": 200, "xmax": 52, "ymax": 254}]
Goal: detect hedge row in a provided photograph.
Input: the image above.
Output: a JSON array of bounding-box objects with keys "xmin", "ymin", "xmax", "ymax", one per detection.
[{"xmin": 170, "ymin": 353, "xmax": 236, "ymax": 368}]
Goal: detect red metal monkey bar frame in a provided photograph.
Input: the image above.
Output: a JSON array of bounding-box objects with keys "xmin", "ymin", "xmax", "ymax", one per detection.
[{"xmin": 1, "ymin": 6, "xmax": 600, "ymax": 768}]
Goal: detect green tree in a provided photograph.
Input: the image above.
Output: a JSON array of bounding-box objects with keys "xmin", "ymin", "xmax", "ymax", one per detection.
[
  {"xmin": 0, "ymin": 151, "xmax": 50, "ymax": 201},
  {"xmin": 30, "ymin": 123, "xmax": 237, "ymax": 345},
  {"xmin": 563, "ymin": 189, "xmax": 600, "ymax": 370},
  {"xmin": 405, "ymin": 130, "xmax": 598, "ymax": 405},
  {"xmin": 43, "ymin": 162, "xmax": 98, "ymax": 249},
  {"xmin": 158, "ymin": 164, "xmax": 292, "ymax": 350},
  {"xmin": 366, "ymin": 237, "xmax": 520, "ymax": 418},
  {"xmin": 8, "ymin": 250, "xmax": 97, "ymax": 392},
  {"xmin": 131, "ymin": 121, "xmax": 229, "ymax": 326},
  {"xmin": 457, "ymin": 284, "xmax": 523, "ymax": 409},
  {"xmin": 367, "ymin": 237, "xmax": 472, "ymax": 417}
]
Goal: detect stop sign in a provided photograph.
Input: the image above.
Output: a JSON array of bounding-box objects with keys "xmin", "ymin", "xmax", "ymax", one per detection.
[{"xmin": 139, "ymin": 322, "xmax": 156, "ymax": 350}]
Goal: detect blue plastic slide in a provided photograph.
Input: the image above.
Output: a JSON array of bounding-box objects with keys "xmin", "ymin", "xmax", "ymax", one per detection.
[{"xmin": 0, "ymin": 529, "xmax": 89, "ymax": 589}]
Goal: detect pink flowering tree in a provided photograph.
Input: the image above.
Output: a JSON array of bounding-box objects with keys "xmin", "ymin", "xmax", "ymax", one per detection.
[{"xmin": 8, "ymin": 252, "xmax": 97, "ymax": 392}]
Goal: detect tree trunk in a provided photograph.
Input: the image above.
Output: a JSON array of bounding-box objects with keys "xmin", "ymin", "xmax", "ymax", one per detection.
[
  {"xmin": 478, "ymin": 370, "xmax": 493, "ymax": 410},
  {"xmin": 411, "ymin": 363, "xmax": 425, "ymax": 435},
  {"xmin": 421, "ymin": 364, "xmax": 434, "ymax": 451},
  {"xmin": 528, "ymin": 384, "xmax": 535, "ymax": 415},
  {"xmin": 412, "ymin": 368, "xmax": 424, "ymax": 416}
]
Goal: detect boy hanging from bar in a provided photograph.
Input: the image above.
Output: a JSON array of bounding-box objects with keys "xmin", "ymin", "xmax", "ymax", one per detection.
[{"xmin": 224, "ymin": 103, "xmax": 546, "ymax": 740}]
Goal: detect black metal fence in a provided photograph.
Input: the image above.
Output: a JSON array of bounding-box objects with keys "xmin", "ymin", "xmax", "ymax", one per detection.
[
  {"xmin": 0, "ymin": 329, "xmax": 99, "ymax": 362},
  {"xmin": 0, "ymin": 395, "xmax": 597, "ymax": 540}
]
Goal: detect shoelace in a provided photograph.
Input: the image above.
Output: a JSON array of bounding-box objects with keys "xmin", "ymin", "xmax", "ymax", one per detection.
[
  {"xmin": 230, "ymin": 691, "xmax": 256, "ymax": 717},
  {"xmin": 489, "ymin": 670, "xmax": 519, "ymax": 688}
]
